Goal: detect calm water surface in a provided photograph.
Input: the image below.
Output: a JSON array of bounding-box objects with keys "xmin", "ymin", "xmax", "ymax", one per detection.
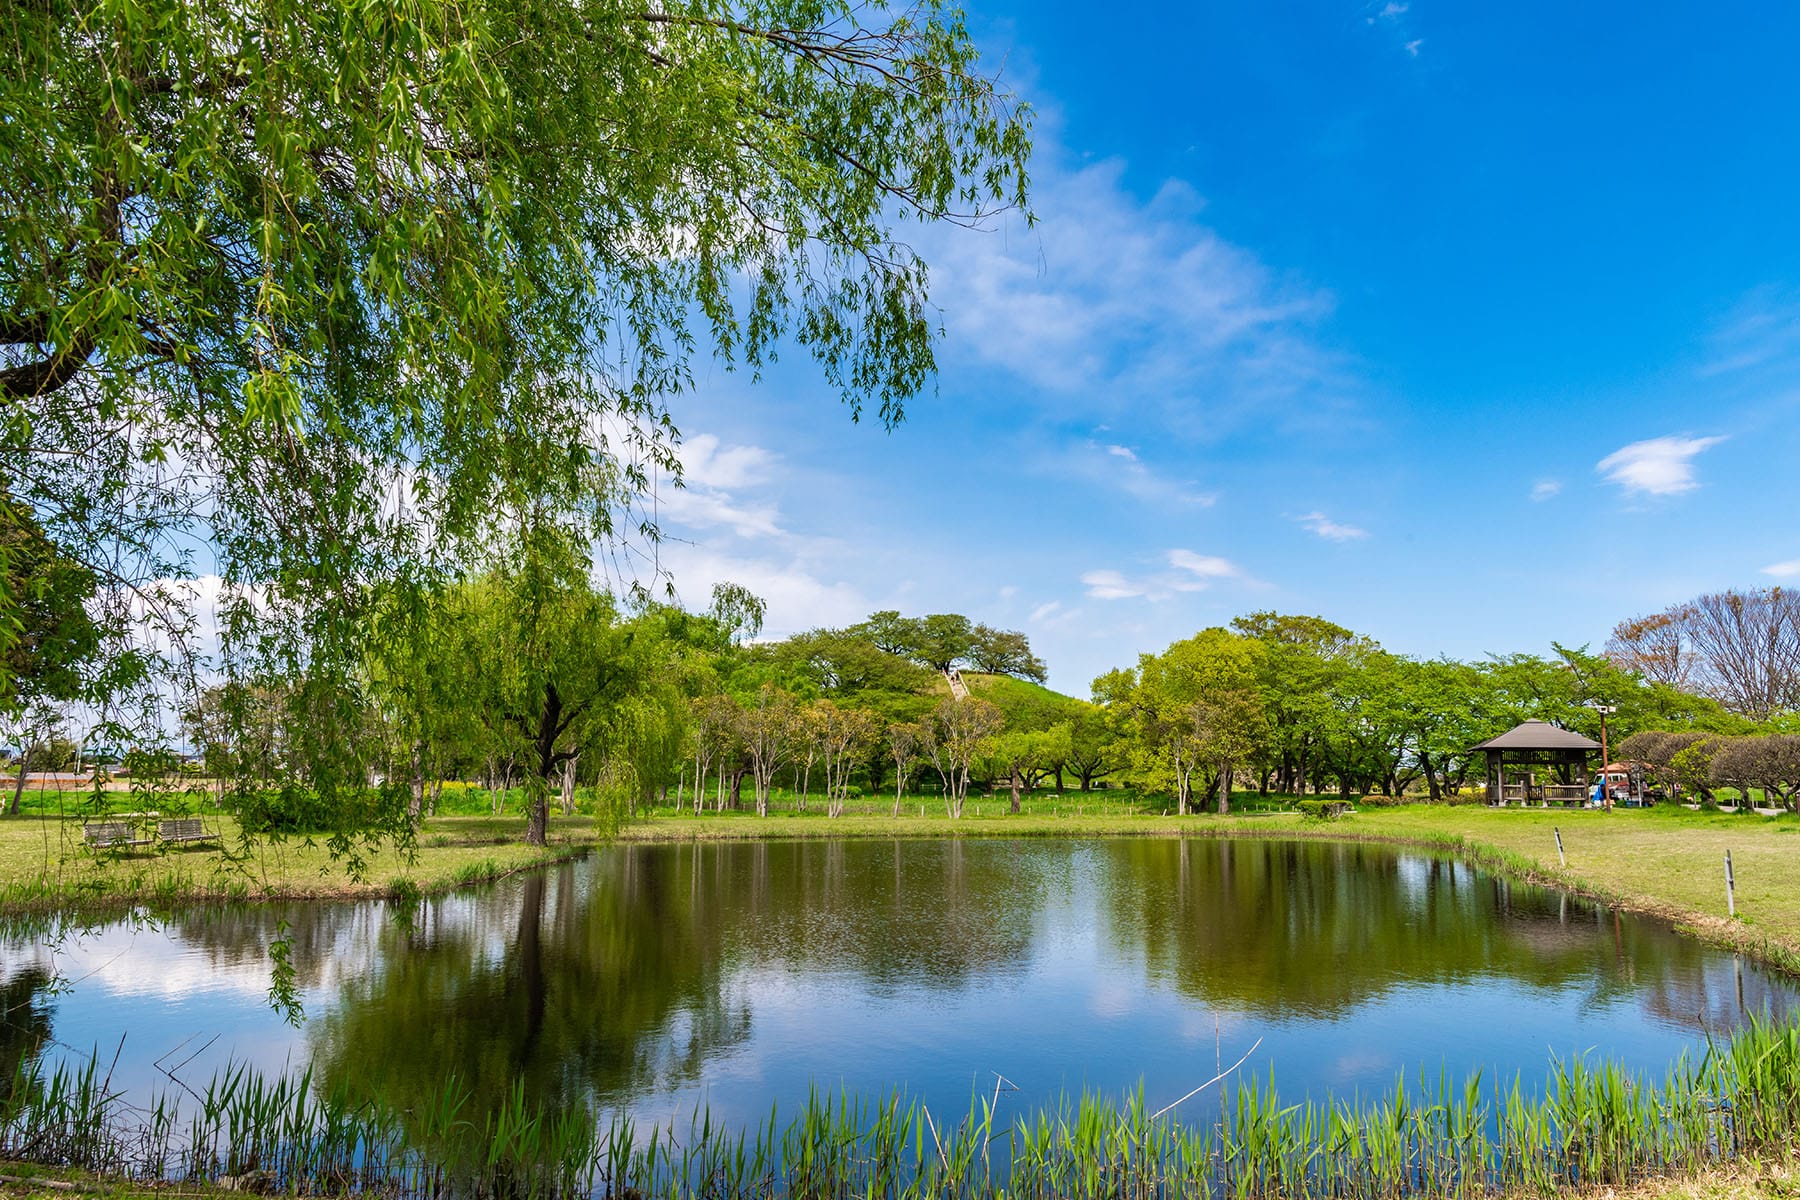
[{"xmin": 4, "ymin": 838, "xmax": 1796, "ymax": 1128}]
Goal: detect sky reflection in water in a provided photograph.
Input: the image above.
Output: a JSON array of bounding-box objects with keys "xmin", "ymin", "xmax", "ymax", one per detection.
[{"xmin": 4, "ymin": 838, "xmax": 1794, "ymax": 1133}]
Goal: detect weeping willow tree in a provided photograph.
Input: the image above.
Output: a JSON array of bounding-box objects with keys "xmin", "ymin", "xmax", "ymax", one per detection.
[{"xmin": 1, "ymin": 0, "xmax": 1032, "ymax": 821}]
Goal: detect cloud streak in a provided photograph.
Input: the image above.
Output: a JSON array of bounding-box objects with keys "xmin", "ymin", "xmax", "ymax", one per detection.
[
  {"xmin": 925, "ymin": 155, "xmax": 1354, "ymax": 440},
  {"xmin": 1082, "ymin": 549, "xmax": 1248, "ymax": 601},
  {"xmin": 1296, "ymin": 512, "xmax": 1368, "ymax": 541},
  {"xmin": 1596, "ymin": 435, "xmax": 1725, "ymax": 497}
]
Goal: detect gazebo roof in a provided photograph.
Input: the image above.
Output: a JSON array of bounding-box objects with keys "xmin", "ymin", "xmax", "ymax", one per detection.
[{"xmin": 1471, "ymin": 719, "xmax": 1601, "ymax": 752}]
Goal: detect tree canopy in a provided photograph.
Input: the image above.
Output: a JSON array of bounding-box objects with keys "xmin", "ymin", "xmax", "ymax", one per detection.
[{"xmin": 3, "ymin": 0, "xmax": 1032, "ymax": 760}]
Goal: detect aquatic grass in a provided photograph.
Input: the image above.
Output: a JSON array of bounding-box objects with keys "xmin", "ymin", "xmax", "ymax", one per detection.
[{"xmin": 10, "ymin": 1014, "xmax": 1800, "ymax": 1200}]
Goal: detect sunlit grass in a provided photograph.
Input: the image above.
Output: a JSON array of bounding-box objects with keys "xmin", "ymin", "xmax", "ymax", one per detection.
[{"xmin": 0, "ymin": 809, "xmax": 605, "ymax": 911}]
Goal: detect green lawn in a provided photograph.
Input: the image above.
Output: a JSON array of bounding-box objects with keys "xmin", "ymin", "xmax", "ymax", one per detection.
[{"xmin": 0, "ymin": 809, "xmax": 607, "ymax": 910}]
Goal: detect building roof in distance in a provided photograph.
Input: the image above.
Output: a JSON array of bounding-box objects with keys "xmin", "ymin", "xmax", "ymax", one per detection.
[{"xmin": 1471, "ymin": 719, "xmax": 1602, "ymax": 752}]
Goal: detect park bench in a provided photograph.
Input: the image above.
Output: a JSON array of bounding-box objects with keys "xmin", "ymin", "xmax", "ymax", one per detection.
[
  {"xmin": 157, "ymin": 817, "xmax": 219, "ymax": 846},
  {"xmin": 83, "ymin": 821, "xmax": 154, "ymax": 851}
]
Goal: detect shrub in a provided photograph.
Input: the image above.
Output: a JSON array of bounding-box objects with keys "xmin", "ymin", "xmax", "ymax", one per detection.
[
  {"xmin": 1297, "ymin": 798, "xmax": 1351, "ymax": 821},
  {"xmin": 1359, "ymin": 794, "xmax": 1406, "ymax": 808},
  {"xmin": 232, "ymin": 783, "xmax": 402, "ymax": 834}
]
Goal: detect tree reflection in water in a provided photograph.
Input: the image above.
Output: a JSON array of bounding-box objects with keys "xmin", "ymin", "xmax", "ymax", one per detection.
[{"xmin": 6, "ymin": 838, "xmax": 1795, "ymax": 1131}]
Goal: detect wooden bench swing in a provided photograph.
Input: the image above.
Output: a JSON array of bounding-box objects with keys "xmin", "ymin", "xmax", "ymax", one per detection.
[{"xmin": 82, "ymin": 816, "xmax": 221, "ymax": 852}]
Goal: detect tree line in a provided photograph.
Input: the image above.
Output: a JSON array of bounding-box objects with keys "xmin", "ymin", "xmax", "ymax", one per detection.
[{"xmin": 157, "ymin": 575, "xmax": 1782, "ymax": 846}]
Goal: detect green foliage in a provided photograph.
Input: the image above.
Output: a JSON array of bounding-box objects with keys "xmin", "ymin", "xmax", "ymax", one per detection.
[
  {"xmin": 20, "ymin": 736, "xmax": 77, "ymax": 773},
  {"xmin": 0, "ymin": 500, "xmax": 100, "ymax": 713},
  {"xmin": 1295, "ymin": 798, "xmax": 1351, "ymax": 820},
  {"xmin": 233, "ymin": 784, "xmax": 408, "ymax": 837},
  {"xmin": 3, "ymin": 0, "xmax": 1032, "ymax": 831}
]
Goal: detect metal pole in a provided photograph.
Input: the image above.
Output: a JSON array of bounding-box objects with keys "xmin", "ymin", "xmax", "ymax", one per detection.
[
  {"xmin": 1725, "ymin": 850, "xmax": 1737, "ymax": 918},
  {"xmin": 1554, "ymin": 827, "xmax": 1566, "ymax": 867}
]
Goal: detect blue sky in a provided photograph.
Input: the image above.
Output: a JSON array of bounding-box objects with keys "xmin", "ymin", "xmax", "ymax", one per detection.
[{"xmin": 640, "ymin": 0, "xmax": 1800, "ymax": 698}]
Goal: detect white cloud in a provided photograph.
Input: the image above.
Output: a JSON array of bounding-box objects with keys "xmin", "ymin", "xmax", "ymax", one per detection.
[
  {"xmin": 657, "ymin": 488, "xmax": 784, "ymax": 539},
  {"xmin": 1530, "ymin": 479, "xmax": 1562, "ymax": 502},
  {"xmin": 655, "ymin": 434, "xmax": 786, "ymax": 539},
  {"xmin": 1029, "ymin": 600, "xmax": 1063, "ymax": 623},
  {"xmin": 1296, "ymin": 512, "xmax": 1369, "ymax": 541},
  {"xmin": 1404, "ymin": 38, "xmax": 1423, "ymax": 55},
  {"xmin": 1596, "ymin": 435, "xmax": 1726, "ymax": 497},
  {"xmin": 1082, "ymin": 569, "xmax": 1148, "ymax": 601},
  {"xmin": 1083, "ymin": 550, "xmax": 1247, "ymax": 601},
  {"xmin": 654, "ymin": 543, "xmax": 871, "ymax": 633},
  {"xmin": 924, "ymin": 155, "xmax": 1353, "ymax": 440},
  {"xmin": 1763, "ymin": 560, "xmax": 1800, "ymax": 579},
  {"xmin": 1167, "ymin": 549, "xmax": 1242, "ymax": 580},
  {"xmin": 1054, "ymin": 439, "xmax": 1216, "ymax": 509},
  {"xmin": 677, "ymin": 433, "xmax": 774, "ymax": 489},
  {"xmin": 1379, "ymin": 2, "xmax": 1409, "ymax": 16}
]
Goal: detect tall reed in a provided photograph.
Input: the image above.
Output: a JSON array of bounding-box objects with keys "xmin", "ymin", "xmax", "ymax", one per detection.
[{"xmin": 6, "ymin": 1015, "xmax": 1800, "ymax": 1200}]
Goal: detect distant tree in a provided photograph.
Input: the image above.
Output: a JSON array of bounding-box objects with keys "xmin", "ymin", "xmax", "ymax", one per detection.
[
  {"xmin": 771, "ymin": 629, "xmax": 934, "ymax": 703},
  {"xmin": 922, "ymin": 696, "xmax": 1003, "ymax": 818},
  {"xmin": 852, "ymin": 611, "xmax": 926, "ymax": 658},
  {"xmin": 1712, "ymin": 735, "xmax": 1800, "ymax": 813},
  {"xmin": 1607, "ymin": 611, "xmax": 1701, "ymax": 690},
  {"xmin": 1681, "ymin": 590, "xmax": 1800, "ymax": 721},
  {"xmin": 990, "ymin": 723, "xmax": 1072, "ymax": 813},
  {"xmin": 810, "ymin": 699, "xmax": 878, "ymax": 818},
  {"xmin": 737, "ymin": 684, "xmax": 799, "ymax": 818},
  {"xmin": 1606, "ymin": 589, "xmax": 1800, "ymax": 720},
  {"xmin": 888, "ymin": 722, "xmax": 924, "ymax": 816},
  {"xmin": 1121, "ymin": 629, "xmax": 1265, "ymax": 814},
  {"xmin": 913, "ymin": 614, "xmax": 978, "ymax": 674},
  {"xmin": 1373, "ymin": 658, "xmax": 1490, "ymax": 800},
  {"xmin": 21, "ymin": 733, "xmax": 77, "ymax": 773},
  {"xmin": 967, "ymin": 625, "xmax": 1048, "ymax": 682},
  {"xmin": 1230, "ymin": 612, "xmax": 1368, "ymax": 796},
  {"xmin": 1064, "ymin": 704, "xmax": 1127, "ymax": 792},
  {"xmin": 709, "ymin": 584, "xmax": 768, "ymax": 646},
  {"xmin": 689, "ymin": 693, "xmax": 742, "ymax": 814},
  {"xmin": 448, "ymin": 563, "xmax": 642, "ymax": 845}
]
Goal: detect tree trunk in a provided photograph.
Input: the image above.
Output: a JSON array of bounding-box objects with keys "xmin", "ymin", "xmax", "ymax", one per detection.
[
  {"xmin": 524, "ymin": 779, "xmax": 549, "ymax": 845},
  {"xmin": 559, "ymin": 753, "xmax": 579, "ymax": 815},
  {"xmin": 1009, "ymin": 762, "xmax": 1022, "ymax": 814},
  {"xmin": 730, "ymin": 768, "xmax": 746, "ymax": 811},
  {"xmin": 1216, "ymin": 759, "xmax": 1231, "ymax": 814},
  {"xmin": 408, "ymin": 740, "xmax": 425, "ymax": 824},
  {"xmin": 1422, "ymin": 753, "xmax": 1442, "ymax": 801},
  {"xmin": 7, "ymin": 766, "xmax": 24, "ymax": 817}
]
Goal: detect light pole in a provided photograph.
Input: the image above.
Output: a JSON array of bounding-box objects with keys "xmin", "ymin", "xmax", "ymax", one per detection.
[{"xmin": 1589, "ymin": 703, "xmax": 1618, "ymax": 809}]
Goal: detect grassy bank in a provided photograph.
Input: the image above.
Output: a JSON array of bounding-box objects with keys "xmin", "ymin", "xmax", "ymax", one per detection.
[
  {"xmin": 0, "ymin": 811, "xmax": 607, "ymax": 912},
  {"xmin": 6, "ymin": 1016, "xmax": 1800, "ymax": 1200}
]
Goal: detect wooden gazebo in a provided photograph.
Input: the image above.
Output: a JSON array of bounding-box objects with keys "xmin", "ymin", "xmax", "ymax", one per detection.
[{"xmin": 1472, "ymin": 719, "xmax": 1600, "ymax": 806}]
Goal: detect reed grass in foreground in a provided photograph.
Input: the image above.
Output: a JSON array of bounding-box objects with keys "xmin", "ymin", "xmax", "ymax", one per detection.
[{"xmin": 6, "ymin": 1015, "xmax": 1800, "ymax": 1200}]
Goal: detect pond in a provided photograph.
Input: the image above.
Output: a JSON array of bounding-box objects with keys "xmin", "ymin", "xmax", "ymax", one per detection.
[{"xmin": 4, "ymin": 837, "xmax": 1796, "ymax": 1131}]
